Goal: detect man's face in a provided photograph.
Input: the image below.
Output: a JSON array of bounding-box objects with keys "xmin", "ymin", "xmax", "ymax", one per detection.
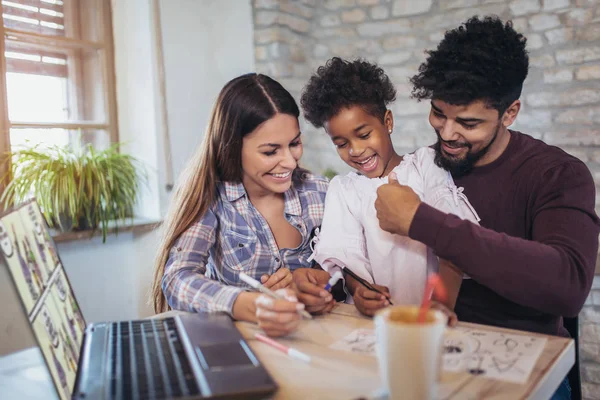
[{"xmin": 429, "ymin": 99, "xmax": 503, "ymax": 177}]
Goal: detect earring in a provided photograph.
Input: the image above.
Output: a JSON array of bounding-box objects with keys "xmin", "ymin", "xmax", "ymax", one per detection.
[{"xmin": 389, "ymin": 129, "xmax": 392, "ymax": 133}]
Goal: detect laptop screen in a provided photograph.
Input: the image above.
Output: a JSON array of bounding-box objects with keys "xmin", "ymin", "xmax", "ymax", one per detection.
[{"xmin": 1, "ymin": 200, "xmax": 86, "ymax": 400}]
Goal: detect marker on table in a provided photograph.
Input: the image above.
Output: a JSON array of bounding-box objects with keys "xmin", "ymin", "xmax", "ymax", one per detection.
[
  {"xmin": 239, "ymin": 272, "xmax": 313, "ymax": 320},
  {"xmin": 255, "ymin": 333, "xmax": 311, "ymax": 363},
  {"xmin": 324, "ymin": 271, "xmax": 343, "ymax": 291}
]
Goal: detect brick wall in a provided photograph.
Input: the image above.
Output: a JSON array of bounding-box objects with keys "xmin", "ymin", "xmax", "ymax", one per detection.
[{"xmin": 252, "ymin": 1, "xmax": 600, "ymax": 397}]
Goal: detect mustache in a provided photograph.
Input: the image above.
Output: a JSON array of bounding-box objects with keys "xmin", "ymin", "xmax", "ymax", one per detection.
[{"xmin": 435, "ymin": 130, "xmax": 472, "ymax": 149}]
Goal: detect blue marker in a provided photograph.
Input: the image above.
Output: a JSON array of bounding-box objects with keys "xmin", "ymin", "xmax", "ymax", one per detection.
[{"xmin": 324, "ymin": 271, "xmax": 343, "ymax": 291}]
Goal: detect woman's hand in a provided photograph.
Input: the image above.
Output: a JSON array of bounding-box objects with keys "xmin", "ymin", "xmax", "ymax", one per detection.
[
  {"xmin": 353, "ymin": 284, "xmax": 391, "ymax": 317},
  {"xmin": 261, "ymin": 267, "xmax": 293, "ymax": 291},
  {"xmin": 255, "ymin": 288, "xmax": 304, "ymax": 337},
  {"xmin": 292, "ymin": 268, "xmax": 336, "ymax": 315}
]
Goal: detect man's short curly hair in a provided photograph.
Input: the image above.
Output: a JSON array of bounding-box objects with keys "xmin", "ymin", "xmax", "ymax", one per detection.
[
  {"xmin": 301, "ymin": 57, "xmax": 396, "ymax": 128},
  {"xmin": 410, "ymin": 16, "xmax": 529, "ymax": 114}
]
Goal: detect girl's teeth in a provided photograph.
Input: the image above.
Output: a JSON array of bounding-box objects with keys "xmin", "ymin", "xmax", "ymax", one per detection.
[
  {"xmin": 272, "ymin": 172, "xmax": 291, "ymax": 178},
  {"xmin": 357, "ymin": 155, "xmax": 377, "ymax": 171}
]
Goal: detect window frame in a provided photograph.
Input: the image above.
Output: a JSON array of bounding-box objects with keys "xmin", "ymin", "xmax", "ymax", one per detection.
[{"xmin": 0, "ymin": 0, "xmax": 119, "ymax": 191}]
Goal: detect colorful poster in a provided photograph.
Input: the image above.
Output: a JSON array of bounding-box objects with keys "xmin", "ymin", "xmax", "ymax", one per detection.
[
  {"xmin": 0, "ymin": 210, "xmax": 42, "ymax": 312},
  {"xmin": 1, "ymin": 201, "xmax": 86, "ymax": 400},
  {"xmin": 21, "ymin": 202, "xmax": 59, "ymax": 283}
]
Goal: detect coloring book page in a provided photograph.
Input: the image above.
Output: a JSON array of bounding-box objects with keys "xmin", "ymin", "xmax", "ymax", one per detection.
[
  {"xmin": 443, "ymin": 327, "xmax": 547, "ymax": 384},
  {"xmin": 328, "ymin": 327, "xmax": 547, "ymax": 384}
]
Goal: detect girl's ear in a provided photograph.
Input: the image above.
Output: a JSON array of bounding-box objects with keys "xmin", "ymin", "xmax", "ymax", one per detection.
[{"xmin": 384, "ymin": 109, "xmax": 394, "ymax": 134}]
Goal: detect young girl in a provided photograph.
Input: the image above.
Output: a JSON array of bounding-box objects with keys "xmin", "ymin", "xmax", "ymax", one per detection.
[
  {"xmin": 300, "ymin": 58, "xmax": 480, "ymax": 316},
  {"xmin": 151, "ymin": 73, "xmax": 330, "ymax": 336}
]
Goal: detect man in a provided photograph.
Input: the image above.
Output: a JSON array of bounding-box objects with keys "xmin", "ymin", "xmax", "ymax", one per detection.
[{"xmin": 375, "ymin": 16, "xmax": 598, "ymax": 399}]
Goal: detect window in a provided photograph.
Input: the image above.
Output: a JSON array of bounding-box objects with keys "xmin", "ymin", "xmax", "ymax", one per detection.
[{"xmin": 0, "ymin": 0, "xmax": 118, "ymax": 163}]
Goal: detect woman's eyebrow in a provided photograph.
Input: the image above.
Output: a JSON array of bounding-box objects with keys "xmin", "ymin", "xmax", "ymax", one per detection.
[{"xmin": 258, "ymin": 132, "xmax": 302, "ymax": 148}]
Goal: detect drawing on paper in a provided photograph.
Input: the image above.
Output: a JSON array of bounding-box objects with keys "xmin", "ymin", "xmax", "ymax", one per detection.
[
  {"xmin": 442, "ymin": 327, "xmax": 547, "ymax": 384},
  {"xmin": 328, "ymin": 327, "xmax": 547, "ymax": 384}
]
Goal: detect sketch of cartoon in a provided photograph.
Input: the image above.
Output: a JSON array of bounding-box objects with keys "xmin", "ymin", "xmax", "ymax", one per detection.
[
  {"xmin": 27, "ymin": 203, "xmax": 53, "ymax": 276},
  {"xmin": 69, "ymin": 294, "xmax": 86, "ymax": 331},
  {"xmin": 41, "ymin": 305, "xmax": 60, "ymax": 348},
  {"xmin": 0, "ymin": 221, "xmax": 14, "ymax": 258},
  {"xmin": 60, "ymin": 324, "xmax": 79, "ymax": 366},
  {"xmin": 49, "ymin": 345, "xmax": 69, "ymax": 399},
  {"xmin": 329, "ymin": 327, "xmax": 546, "ymax": 384},
  {"xmin": 14, "ymin": 225, "xmax": 39, "ymax": 301},
  {"xmin": 24, "ymin": 238, "xmax": 44, "ymax": 290},
  {"xmin": 44, "ymin": 229, "xmax": 60, "ymax": 266},
  {"xmin": 442, "ymin": 328, "xmax": 546, "ymax": 384},
  {"xmin": 54, "ymin": 271, "xmax": 68, "ymax": 301},
  {"xmin": 63, "ymin": 306, "xmax": 78, "ymax": 342}
]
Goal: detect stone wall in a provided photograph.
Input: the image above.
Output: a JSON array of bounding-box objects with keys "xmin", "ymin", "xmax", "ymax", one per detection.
[{"xmin": 252, "ymin": 0, "xmax": 600, "ymax": 397}]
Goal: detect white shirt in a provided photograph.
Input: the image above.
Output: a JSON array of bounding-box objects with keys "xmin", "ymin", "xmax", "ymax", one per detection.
[{"xmin": 312, "ymin": 147, "xmax": 480, "ymax": 306}]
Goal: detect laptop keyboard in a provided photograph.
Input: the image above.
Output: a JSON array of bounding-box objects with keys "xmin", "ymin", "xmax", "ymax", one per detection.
[{"xmin": 108, "ymin": 318, "xmax": 200, "ymax": 399}]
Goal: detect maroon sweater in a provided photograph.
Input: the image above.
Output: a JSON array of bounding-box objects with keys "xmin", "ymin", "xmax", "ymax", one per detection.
[{"xmin": 410, "ymin": 131, "xmax": 599, "ymax": 336}]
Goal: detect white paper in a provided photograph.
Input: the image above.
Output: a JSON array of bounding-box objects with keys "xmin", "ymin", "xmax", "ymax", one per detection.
[
  {"xmin": 328, "ymin": 327, "xmax": 547, "ymax": 384},
  {"xmin": 443, "ymin": 327, "xmax": 547, "ymax": 384},
  {"xmin": 329, "ymin": 328, "xmax": 377, "ymax": 354}
]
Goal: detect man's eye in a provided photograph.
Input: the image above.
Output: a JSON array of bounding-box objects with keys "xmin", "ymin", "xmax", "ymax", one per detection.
[{"xmin": 462, "ymin": 123, "xmax": 477, "ymax": 130}]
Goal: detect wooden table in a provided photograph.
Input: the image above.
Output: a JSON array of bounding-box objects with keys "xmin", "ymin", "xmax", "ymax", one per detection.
[{"xmin": 0, "ymin": 304, "xmax": 574, "ymax": 400}]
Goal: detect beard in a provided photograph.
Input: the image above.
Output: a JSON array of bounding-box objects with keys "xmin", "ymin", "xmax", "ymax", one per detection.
[{"xmin": 433, "ymin": 122, "xmax": 501, "ymax": 178}]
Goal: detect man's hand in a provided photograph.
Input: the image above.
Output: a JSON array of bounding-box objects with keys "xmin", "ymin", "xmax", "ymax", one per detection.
[
  {"xmin": 353, "ymin": 284, "xmax": 391, "ymax": 317},
  {"xmin": 375, "ymin": 172, "xmax": 422, "ymax": 236},
  {"xmin": 261, "ymin": 268, "xmax": 293, "ymax": 291},
  {"xmin": 292, "ymin": 268, "xmax": 335, "ymax": 315}
]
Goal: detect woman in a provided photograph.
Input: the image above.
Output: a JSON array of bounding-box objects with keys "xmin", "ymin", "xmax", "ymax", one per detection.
[{"xmin": 151, "ymin": 73, "xmax": 331, "ymax": 336}]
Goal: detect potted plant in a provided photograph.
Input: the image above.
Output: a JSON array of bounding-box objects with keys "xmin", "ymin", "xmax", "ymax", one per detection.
[
  {"xmin": 322, "ymin": 168, "xmax": 338, "ymax": 180},
  {"xmin": 1, "ymin": 143, "xmax": 146, "ymax": 241}
]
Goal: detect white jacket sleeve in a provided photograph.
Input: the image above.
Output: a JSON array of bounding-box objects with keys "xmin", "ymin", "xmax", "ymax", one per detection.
[
  {"xmin": 415, "ymin": 147, "xmax": 480, "ymax": 224},
  {"xmin": 311, "ymin": 176, "xmax": 373, "ymax": 289}
]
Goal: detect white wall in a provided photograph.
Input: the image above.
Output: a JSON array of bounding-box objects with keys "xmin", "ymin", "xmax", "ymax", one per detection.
[
  {"xmin": 159, "ymin": 0, "xmax": 255, "ymax": 186},
  {"xmin": 0, "ymin": 0, "xmax": 255, "ymax": 356}
]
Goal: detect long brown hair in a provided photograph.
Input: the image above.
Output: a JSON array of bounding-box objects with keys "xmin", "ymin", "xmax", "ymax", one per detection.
[{"xmin": 151, "ymin": 73, "xmax": 301, "ymax": 313}]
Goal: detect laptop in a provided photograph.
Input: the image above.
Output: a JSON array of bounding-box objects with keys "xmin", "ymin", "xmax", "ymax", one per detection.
[{"xmin": 1, "ymin": 200, "xmax": 277, "ymax": 400}]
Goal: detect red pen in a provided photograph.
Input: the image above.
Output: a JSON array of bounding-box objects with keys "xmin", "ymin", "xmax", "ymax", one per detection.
[{"xmin": 254, "ymin": 333, "xmax": 311, "ymax": 363}]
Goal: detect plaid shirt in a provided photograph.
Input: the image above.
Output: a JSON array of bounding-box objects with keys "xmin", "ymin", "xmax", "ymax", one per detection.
[{"xmin": 162, "ymin": 174, "xmax": 328, "ymax": 316}]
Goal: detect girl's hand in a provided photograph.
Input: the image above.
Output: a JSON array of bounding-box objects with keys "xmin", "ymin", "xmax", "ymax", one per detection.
[
  {"xmin": 260, "ymin": 267, "xmax": 293, "ymax": 291},
  {"xmin": 255, "ymin": 288, "xmax": 304, "ymax": 337},
  {"xmin": 353, "ymin": 284, "xmax": 391, "ymax": 317},
  {"xmin": 293, "ymin": 267, "xmax": 335, "ymax": 315},
  {"xmin": 430, "ymin": 301, "xmax": 458, "ymax": 327}
]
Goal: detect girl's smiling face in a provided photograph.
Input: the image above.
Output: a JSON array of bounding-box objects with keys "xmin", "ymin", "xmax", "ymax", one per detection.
[{"xmin": 325, "ymin": 105, "xmax": 401, "ymax": 179}]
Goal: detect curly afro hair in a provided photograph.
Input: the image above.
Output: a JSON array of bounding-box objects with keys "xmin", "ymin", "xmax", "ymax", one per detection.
[
  {"xmin": 410, "ymin": 16, "xmax": 529, "ymax": 114},
  {"xmin": 301, "ymin": 57, "xmax": 396, "ymax": 128}
]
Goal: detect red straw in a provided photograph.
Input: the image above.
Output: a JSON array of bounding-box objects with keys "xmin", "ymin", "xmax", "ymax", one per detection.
[{"xmin": 417, "ymin": 273, "xmax": 447, "ymax": 323}]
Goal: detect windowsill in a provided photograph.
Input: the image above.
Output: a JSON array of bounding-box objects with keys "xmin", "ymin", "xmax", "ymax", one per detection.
[{"xmin": 51, "ymin": 218, "xmax": 162, "ymax": 243}]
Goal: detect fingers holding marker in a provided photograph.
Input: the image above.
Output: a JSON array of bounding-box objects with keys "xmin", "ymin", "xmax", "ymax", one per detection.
[{"xmin": 262, "ymin": 268, "xmax": 293, "ymax": 290}]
